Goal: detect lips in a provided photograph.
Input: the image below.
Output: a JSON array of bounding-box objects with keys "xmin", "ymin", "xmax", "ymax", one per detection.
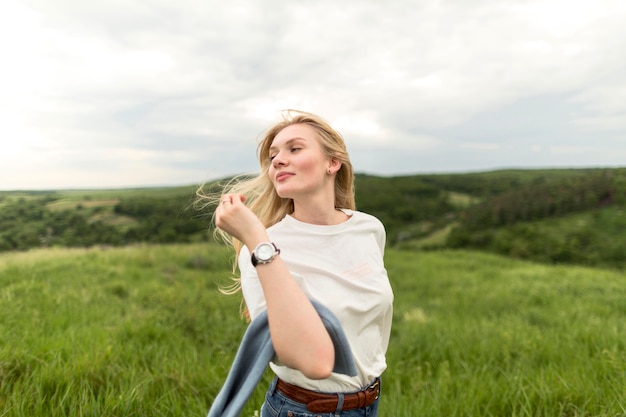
[{"xmin": 275, "ymin": 172, "xmax": 294, "ymax": 182}]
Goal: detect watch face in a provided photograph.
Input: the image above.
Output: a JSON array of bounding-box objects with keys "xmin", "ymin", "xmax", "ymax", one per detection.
[{"xmin": 256, "ymin": 243, "xmax": 274, "ymax": 261}]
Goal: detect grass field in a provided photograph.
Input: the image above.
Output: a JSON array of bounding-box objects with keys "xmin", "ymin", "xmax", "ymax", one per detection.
[{"xmin": 1, "ymin": 244, "xmax": 624, "ymax": 416}]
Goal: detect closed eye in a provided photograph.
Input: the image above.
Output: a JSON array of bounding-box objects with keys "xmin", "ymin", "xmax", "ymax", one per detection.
[{"xmin": 269, "ymin": 138, "xmax": 306, "ymax": 161}]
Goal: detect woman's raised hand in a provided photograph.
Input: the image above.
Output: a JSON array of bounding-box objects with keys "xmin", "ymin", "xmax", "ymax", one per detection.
[{"xmin": 215, "ymin": 194, "xmax": 267, "ymax": 247}]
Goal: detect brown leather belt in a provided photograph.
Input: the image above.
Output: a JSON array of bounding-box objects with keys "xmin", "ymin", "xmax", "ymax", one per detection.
[{"xmin": 276, "ymin": 378, "xmax": 380, "ymax": 413}]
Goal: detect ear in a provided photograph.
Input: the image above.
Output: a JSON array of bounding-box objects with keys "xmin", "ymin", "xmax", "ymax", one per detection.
[{"xmin": 327, "ymin": 158, "xmax": 342, "ymax": 175}]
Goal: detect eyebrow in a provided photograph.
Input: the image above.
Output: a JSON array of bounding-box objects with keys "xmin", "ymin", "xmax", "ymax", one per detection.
[{"xmin": 269, "ymin": 137, "xmax": 306, "ymax": 152}]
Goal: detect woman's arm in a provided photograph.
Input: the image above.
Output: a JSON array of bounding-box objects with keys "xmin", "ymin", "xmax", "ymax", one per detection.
[{"xmin": 216, "ymin": 194, "xmax": 335, "ymax": 379}]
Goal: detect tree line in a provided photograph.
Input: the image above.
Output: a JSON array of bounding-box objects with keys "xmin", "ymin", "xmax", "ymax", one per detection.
[
  {"xmin": 452, "ymin": 170, "xmax": 618, "ymax": 231},
  {"xmin": 0, "ymin": 193, "xmax": 210, "ymax": 252},
  {"xmin": 447, "ymin": 170, "xmax": 626, "ymax": 268}
]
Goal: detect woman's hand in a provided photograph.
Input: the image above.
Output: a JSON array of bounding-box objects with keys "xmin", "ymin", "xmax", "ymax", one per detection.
[{"xmin": 215, "ymin": 194, "xmax": 267, "ymax": 247}]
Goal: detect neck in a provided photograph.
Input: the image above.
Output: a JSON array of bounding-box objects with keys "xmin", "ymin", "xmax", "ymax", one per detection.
[{"xmin": 291, "ymin": 201, "xmax": 348, "ymax": 225}]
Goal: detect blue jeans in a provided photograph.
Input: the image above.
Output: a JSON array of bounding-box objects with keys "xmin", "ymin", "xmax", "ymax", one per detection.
[{"xmin": 260, "ymin": 378, "xmax": 380, "ymax": 417}]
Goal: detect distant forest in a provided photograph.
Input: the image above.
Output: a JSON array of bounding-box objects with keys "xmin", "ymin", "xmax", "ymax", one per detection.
[{"xmin": 1, "ymin": 168, "xmax": 625, "ymax": 269}]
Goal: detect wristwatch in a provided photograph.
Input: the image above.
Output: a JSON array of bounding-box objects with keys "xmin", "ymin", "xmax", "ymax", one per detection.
[{"xmin": 251, "ymin": 242, "xmax": 280, "ymax": 267}]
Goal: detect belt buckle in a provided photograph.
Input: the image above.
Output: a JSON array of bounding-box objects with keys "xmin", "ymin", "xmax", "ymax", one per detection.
[{"xmin": 367, "ymin": 379, "xmax": 380, "ymax": 400}]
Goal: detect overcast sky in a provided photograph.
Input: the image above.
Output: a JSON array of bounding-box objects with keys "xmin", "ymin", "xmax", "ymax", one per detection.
[{"xmin": 2, "ymin": 0, "xmax": 625, "ymax": 190}]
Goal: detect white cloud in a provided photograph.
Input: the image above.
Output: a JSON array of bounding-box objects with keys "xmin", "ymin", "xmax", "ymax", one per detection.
[
  {"xmin": 550, "ymin": 145, "xmax": 607, "ymax": 154},
  {"xmin": 1, "ymin": 0, "xmax": 625, "ymax": 189},
  {"xmin": 461, "ymin": 143, "xmax": 502, "ymax": 151}
]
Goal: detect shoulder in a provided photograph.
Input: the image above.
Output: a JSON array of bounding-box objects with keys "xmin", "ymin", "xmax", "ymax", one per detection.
[
  {"xmin": 348, "ymin": 210, "xmax": 385, "ymax": 230},
  {"xmin": 348, "ymin": 210, "xmax": 387, "ymax": 251}
]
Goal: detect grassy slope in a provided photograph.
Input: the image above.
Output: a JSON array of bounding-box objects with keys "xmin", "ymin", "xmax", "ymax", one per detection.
[
  {"xmin": 0, "ymin": 244, "xmax": 245, "ymax": 416},
  {"xmin": 1, "ymin": 244, "xmax": 625, "ymax": 416},
  {"xmin": 385, "ymin": 249, "xmax": 625, "ymax": 416}
]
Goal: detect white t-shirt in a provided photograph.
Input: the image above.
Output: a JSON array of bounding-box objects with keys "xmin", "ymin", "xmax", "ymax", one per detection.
[{"xmin": 239, "ymin": 209, "xmax": 394, "ymax": 393}]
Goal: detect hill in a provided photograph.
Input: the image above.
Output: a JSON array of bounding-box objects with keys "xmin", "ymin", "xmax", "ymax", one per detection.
[
  {"xmin": 0, "ymin": 186, "xmax": 210, "ymax": 251},
  {"xmin": 1, "ymin": 168, "xmax": 625, "ymax": 269},
  {"xmin": 355, "ymin": 168, "xmax": 626, "ymax": 269}
]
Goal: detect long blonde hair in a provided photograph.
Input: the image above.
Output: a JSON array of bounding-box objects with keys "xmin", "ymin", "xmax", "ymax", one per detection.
[{"xmin": 197, "ymin": 109, "xmax": 355, "ymax": 298}]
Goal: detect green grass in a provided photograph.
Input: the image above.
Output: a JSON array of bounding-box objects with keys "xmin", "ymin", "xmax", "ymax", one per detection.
[
  {"xmin": 400, "ymin": 223, "xmax": 457, "ymax": 250},
  {"xmin": 384, "ymin": 250, "xmax": 626, "ymax": 416},
  {"xmin": 0, "ymin": 244, "xmax": 246, "ymax": 416},
  {"xmin": 1, "ymin": 245, "xmax": 625, "ymax": 416},
  {"xmin": 446, "ymin": 192, "xmax": 481, "ymax": 208}
]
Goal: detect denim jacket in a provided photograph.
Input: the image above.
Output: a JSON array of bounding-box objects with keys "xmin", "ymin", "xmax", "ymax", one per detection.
[{"xmin": 207, "ymin": 299, "xmax": 358, "ymax": 417}]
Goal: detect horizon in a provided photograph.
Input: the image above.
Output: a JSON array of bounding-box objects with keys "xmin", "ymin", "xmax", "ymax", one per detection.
[{"xmin": 2, "ymin": 164, "xmax": 623, "ymax": 193}]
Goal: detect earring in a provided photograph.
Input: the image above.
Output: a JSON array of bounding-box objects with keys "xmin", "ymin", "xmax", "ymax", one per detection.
[{"xmin": 328, "ymin": 169, "xmax": 332, "ymax": 174}]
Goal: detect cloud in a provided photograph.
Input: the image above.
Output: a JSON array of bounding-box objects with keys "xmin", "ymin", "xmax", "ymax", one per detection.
[{"xmin": 1, "ymin": 0, "xmax": 625, "ymax": 189}]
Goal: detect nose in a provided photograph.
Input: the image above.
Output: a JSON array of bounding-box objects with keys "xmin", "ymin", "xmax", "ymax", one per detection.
[{"xmin": 272, "ymin": 150, "xmax": 288, "ymax": 168}]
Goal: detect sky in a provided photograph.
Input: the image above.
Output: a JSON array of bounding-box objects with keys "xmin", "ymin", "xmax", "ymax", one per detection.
[{"xmin": 1, "ymin": 0, "xmax": 625, "ymax": 190}]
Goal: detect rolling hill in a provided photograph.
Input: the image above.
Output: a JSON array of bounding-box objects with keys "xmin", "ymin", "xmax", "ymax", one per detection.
[{"xmin": 2, "ymin": 168, "xmax": 625, "ymax": 269}]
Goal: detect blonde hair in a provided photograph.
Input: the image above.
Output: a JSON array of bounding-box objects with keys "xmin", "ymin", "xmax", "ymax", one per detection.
[{"xmin": 196, "ymin": 110, "xmax": 355, "ymax": 310}]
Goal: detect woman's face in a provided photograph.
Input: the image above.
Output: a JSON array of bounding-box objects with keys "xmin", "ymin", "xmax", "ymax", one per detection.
[{"xmin": 268, "ymin": 123, "xmax": 334, "ymax": 200}]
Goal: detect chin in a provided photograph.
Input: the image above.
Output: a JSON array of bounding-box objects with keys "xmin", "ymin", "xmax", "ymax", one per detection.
[
  {"xmin": 275, "ymin": 189, "xmax": 293, "ymax": 199},
  {"xmin": 274, "ymin": 185, "xmax": 295, "ymax": 199}
]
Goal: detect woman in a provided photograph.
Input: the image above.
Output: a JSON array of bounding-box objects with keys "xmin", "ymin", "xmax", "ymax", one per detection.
[{"xmin": 210, "ymin": 110, "xmax": 393, "ymax": 416}]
